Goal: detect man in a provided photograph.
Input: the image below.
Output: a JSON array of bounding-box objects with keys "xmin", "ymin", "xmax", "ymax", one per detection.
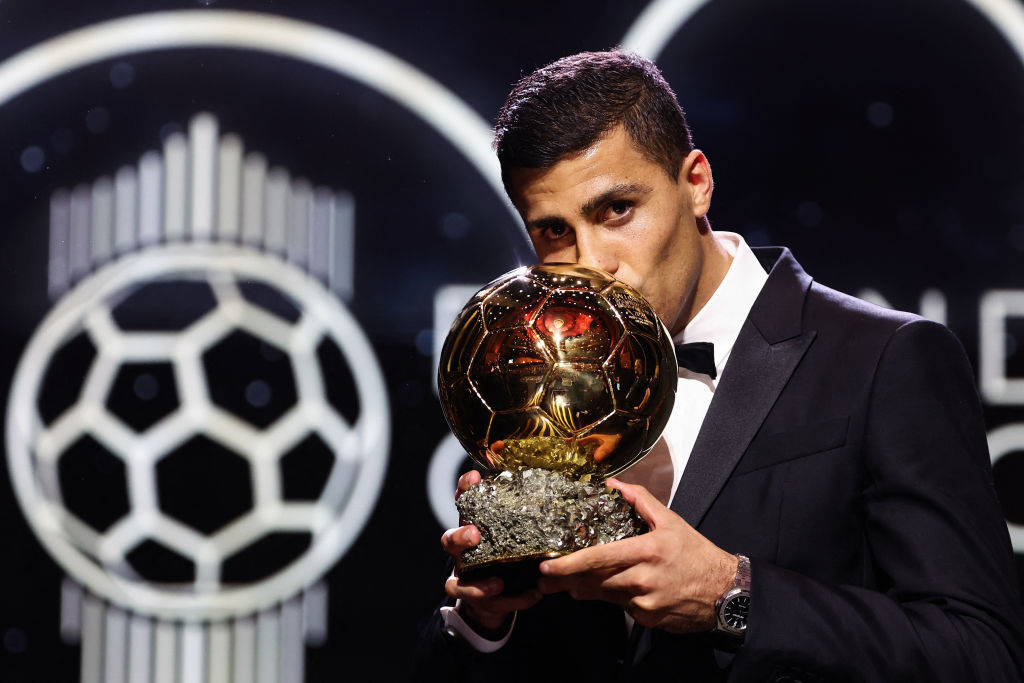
[{"xmin": 419, "ymin": 50, "xmax": 1024, "ymax": 681}]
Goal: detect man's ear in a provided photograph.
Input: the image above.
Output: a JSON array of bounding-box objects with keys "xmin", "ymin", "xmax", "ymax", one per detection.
[{"xmin": 679, "ymin": 149, "xmax": 713, "ymax": 218}]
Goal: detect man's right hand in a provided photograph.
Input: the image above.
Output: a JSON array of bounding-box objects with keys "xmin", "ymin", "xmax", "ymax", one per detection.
[{"xmin": 440, "ymin": 470, "xmax": 542, "ymax": 637}]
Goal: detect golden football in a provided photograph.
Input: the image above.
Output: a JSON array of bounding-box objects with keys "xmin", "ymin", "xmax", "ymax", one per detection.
[{"xmin": 438, "ymin": 263, "xmax": 676, "ymax": 478}]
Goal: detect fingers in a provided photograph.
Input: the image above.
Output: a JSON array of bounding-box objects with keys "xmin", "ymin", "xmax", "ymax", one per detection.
[
  {"xmin": 455, "ymin": 470, "xmax": 482, "ymax": 498},
  {"xmin": 604, "ymin": 478, "xmax": 669, "ymax": 529},
  {"xmin": 539, "ymin": 535, "xmax": 646, "ymax": 576},
  {"xmin": 445, "ymin": 574, "xmax": 502, "ymax": 601},
  {"xmin": 440, "ymin": 525, "xmax": 480, "ymax": 556},
  {"xmin": 536, "ymin": 572, "xmax": 632, "ymax": 607},
  {"xmin": 444, "ymin": 574, "xmax": 543, "ymax": 626}
]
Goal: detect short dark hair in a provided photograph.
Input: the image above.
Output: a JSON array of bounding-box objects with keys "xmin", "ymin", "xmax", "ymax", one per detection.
[{"xmin": 494, "ymin": 50, "xmax": 694, "ymax": 194}]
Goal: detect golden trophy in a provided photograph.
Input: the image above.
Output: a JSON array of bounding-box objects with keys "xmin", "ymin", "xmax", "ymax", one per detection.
[{"xmin": 438, "ymin": 263, "xmax": 677, "ymax": 592}]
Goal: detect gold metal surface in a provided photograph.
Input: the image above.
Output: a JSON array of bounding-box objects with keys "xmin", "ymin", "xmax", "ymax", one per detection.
[{"xmin": 439, "ymin": 263, "xmax": 677, "ymax": 478}]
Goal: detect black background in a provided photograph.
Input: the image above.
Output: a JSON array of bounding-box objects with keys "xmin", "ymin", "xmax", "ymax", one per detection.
[{"xmin": 2, "ymin": 0, "xmax": 1024, "ymax": 680}]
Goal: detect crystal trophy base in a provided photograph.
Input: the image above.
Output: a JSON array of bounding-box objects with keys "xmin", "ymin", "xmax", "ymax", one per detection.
[{"xmin": 456, "ymin": 468, "xmax": 648, "ymax": 595}]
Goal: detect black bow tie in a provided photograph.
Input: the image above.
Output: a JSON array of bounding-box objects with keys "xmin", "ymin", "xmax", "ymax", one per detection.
[{"xmin": 674, "ymin": 341, "xmax": 717, "ymax": 379}]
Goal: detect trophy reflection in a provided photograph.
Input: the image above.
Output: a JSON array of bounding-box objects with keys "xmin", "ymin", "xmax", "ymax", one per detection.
[{"xmin": 438, "ymin": 263, "xmax": 677, "ymax": 592}]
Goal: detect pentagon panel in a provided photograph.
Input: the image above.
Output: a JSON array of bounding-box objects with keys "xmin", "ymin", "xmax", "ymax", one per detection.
[
  {"xmin": 157, "ymin": 435, "xmax": 253, "ymax": 536},
  {"xmin": 534, "ymin": 290, "xmax": 621, "ymax": 364},
  {"xmin": 578, "ymin": 411, "xmax": 652, "ymax": 477},
  {"xmin": 541, "ymin": 363, "xmax": 613, "ymax": 435},
  {"xmin": 602, "ymin": 282, "xmax": 663, "ymax": 340},
  {"xmin": 481, "ymin": 276, "xmax": 550, "ymax": 331},
  {"xmin": 438, "ymin": 304, "xmax": 484, "ymax": 389},
  {"xmin": 605, "ymin": 332, "xmax": 673, "ymax": 414},
  {"xmin": 468, "ymin": 326, "xmax": 550, "ymax": 412},
  {"xmin": 526, "ymin": 263, "xmax": 616, "ymax": 291}
]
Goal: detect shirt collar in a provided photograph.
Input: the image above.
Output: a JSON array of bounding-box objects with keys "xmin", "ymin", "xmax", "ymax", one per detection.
[{"xmin": 674, "ymin": 232, "xmax": 768, "ymax": 373}]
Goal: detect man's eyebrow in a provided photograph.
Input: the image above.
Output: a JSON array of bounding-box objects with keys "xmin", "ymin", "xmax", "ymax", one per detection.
[{"xmin": 580, "ymin": 183, "xmax": 652, "ymax": 217}]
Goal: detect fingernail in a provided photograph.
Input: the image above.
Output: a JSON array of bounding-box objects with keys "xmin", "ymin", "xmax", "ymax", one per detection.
[{"xmin": 538, "ymin": 561, "xmax": 550, "ymax": 575}]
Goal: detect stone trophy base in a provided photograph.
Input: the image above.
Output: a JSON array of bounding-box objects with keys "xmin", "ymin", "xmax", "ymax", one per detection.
[{"xmin": 456, "ymin": 468, "xmax": 648, "ymax": 595}]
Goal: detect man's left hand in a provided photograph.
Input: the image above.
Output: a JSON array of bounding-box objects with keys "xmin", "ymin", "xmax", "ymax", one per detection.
[{"xmin": 536, "ymin": 478, "xmax": 738, "ymax": 634}]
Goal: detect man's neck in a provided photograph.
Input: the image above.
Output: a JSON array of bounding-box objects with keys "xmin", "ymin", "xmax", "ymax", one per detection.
[{"xmin": 677, "ymin": 230, "xmax": 733, "ymax": 334}]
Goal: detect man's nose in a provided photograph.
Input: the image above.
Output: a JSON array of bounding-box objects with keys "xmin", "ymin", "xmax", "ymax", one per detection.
[{"xmin": 575, "ymin": 231, "xmax": 617, "ymax": 275}]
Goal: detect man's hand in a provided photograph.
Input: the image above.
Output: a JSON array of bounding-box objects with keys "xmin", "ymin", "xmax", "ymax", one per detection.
[
  {"xmin": 536, "ymin": 478, "xmax": 738, "ymax": 634},
  {"xmin": 440, "ymin": 470, "xmax": 542, "ymax": 636}
]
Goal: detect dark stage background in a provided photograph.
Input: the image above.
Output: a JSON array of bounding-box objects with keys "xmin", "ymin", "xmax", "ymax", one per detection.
[{"xmin": 2, "ymin": 0, "xmax": 1024, "ymax": 681}]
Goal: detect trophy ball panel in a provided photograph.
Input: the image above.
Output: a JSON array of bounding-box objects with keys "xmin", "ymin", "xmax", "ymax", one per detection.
[
  {"xmin": 481, "ymin": 277, "xmax": 550, "ymax": 331},
  {"xmin": 468, "ymin": 327, "xmax": 550, "ymax": 412},
  {"xmin": 581, "ymin": 411, "xmax": 653, "ymax": 477},
  {"xmin": 441, "ymin": 375, "xmax": 493, "ymax": 452},
  {"xmin": 541, "ymin": 363, "xmax": 613, "ymax": 435},
  {"xmin": 439, "ymin": 305, "xmax": 484, "ymax": 387},
  {"xmin": 603, "ymin": 282, "xmax": 663, "ymax": 341},
  {"xmin": 606, "ymin": 332, "xmax": 671, "ymax": 414},
  {"xmin": 534, "ymin": 290, "xmax": 621, "ymax": 364},
  {"xmin": 526, "ymin": 263, "xmax": 616, "ymax": 291}
]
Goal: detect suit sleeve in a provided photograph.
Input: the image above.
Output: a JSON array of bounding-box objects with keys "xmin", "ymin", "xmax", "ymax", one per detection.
[{"xmin": 731, "ymin": 319, "xmax": 1024, "ymax": 682}]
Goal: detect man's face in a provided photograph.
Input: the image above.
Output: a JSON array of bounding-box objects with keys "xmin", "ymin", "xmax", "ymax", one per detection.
[{"xmin": 507, "ymin": 125, "xmax": 714, "ymax": 337}]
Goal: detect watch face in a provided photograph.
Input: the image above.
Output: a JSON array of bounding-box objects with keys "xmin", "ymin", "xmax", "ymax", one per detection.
[{"xmin": 723, "ymin": 593, "xmax": 750, "ymax": 631}]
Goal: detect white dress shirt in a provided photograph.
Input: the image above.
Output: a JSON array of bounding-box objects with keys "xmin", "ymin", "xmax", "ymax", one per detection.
[
  {"xmin": 443, "ymin": 231, "xmax": 768, "ymax": 650},
  {"xmin": 618, "ymin": 231, "xmax": 768, "ymax": 504}
]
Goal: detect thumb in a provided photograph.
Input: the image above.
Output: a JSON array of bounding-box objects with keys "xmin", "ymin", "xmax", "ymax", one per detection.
[{"xmin": 604, "ymin": 477, "xmax": 668, "ymax": 529}]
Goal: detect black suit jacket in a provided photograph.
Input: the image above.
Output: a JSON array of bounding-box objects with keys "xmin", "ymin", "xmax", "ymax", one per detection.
[{"xmin": 417, "ymin": 248, "xmax": 1024, "ymax": 682}]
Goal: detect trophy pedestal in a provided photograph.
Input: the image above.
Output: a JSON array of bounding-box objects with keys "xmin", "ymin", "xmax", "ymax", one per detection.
[{"xmin": 456, "ymin": 468, "xmax": 647, "ymax": 595}]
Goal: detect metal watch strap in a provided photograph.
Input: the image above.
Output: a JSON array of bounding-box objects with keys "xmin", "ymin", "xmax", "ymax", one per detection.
[
  {"xmin": 713, "ymin": 554, "xmax": 751, "ymax": 639},
  {"xmin": 734, "ymin": 554, "xmax": 751, "ymax": 591}
]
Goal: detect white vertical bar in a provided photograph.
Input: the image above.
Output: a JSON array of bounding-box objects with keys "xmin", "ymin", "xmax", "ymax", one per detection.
[
  {"xmin": 232, "ymin": 617, "xmax": 256, "ymax": 683},
  {"xmin": 301, "ymin": 582, "xmax": 328, "ymax": 647},
  {"xmin": 69, "ymin": 184, "xmax": 92, "ymax": 284},
  {"xmin": 328, "ymin": 192, "xmax": 356, "ymax": 301},
  {"xmin": 180, "ymin": 622, "xmax": 206, "ymax": 683},
  {"xmin": 280, "ymin": 596, "xmax": 303, "ymax": 683},
  {"xmin": 127, "ymin": 615, "xmax": 153, "ymax": 683},
  {"xmin": 138, "ymin": 151, "xmax": 163, "ymax": 247},
  {"xmin": 217, "ymin": 134, "xmax": 243, "ymax": 242},
  {"xmin": 308, "ymin": 189, "xmax": 331, "ymax": 285},
  {"xmin": 163, "ymin": 132, "xmax": 188, "ymax": 243},
  {"xmin": 241, "ymin": 153, "xmax": 267, "ymax": 247},
  {"xmin": 207, "ymin": 621, "xmax": 231, "ymax": 683},
  {"xmin": 263, "ymin": 169, "xmax": 289, "ymax": 256},
  {"xmin": 189, "ymin": 113, "xmax": 218, "ymax": 240},
  {"xmin": 60, "ymin": 578, "xmax": 83, "ymax": 644},
  {"xmin": 286, "ymin": 179, "xmax": 312, "ymax": 269},
  {"xmin": 81, "ymin": 593, "xmax": 104, "ymax": 683},
  {"xmin": 48, "ymin": 189, "xmax": 71, "ymax": 301},
  {"xmin": 114, "ymin": 166, "xmax": 138, "ymax": 255},
  {"xmin": 256, "ymin": 608, "xmax": 280, "ymax": 683},
  {"xmin": 104, "ymin": 605, "xmax": 128, "ymax": 683},
  {"xmin": 91, "ymin": 176, "xmax": 114, "ymax": 267},
  {"xmin": 153, "ymin": 621, "xmax": 177, "ymax": 683}
]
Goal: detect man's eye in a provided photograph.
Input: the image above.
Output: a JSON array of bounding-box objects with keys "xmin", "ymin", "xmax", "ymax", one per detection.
[
  {"xmin": 603, "ymin": 200, "xmax": 633, "ymax": 222},
  {"xmin": 546, "ymin": 224, "xmax": 569, "ymax": 239}
]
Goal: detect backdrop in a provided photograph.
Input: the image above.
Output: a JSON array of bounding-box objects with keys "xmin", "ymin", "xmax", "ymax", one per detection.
[{"xmin": 2, "ymin": 1, "xmax": 1024, "ymax": 681}]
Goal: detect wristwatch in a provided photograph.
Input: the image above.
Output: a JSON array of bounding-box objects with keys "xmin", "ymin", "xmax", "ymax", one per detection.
[{"xmin": 713, "ymin": 554, "xmax": 751, "ymax": 639}]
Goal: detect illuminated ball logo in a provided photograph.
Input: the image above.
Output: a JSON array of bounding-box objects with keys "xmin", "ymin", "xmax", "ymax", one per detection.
[{"xmin": 6, "ymin": 244, "xmax": 388, "ymax": 619}]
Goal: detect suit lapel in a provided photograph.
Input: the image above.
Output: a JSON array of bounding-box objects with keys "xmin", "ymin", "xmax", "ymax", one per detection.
[{"xmin": 669, "ymin": 247, "xmax": 816, "ymax": 528}]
